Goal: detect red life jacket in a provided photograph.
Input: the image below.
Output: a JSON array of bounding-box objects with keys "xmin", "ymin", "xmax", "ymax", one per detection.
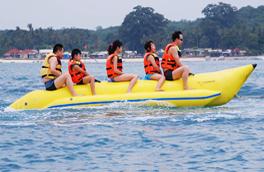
[
  {"xmin": 106, "ymin": 54, "xmax": 123, "ymax": 78},
  {"xmin": 161, "ymin": 43, "xmax": 181, "ymax": 71},
  {"xmin": 68, "ymin": 60, "xmax": 86, "ymax": 83},
  {"xmin": 143, "ymin": 52, "xmax": 161, "ymax": 74}
]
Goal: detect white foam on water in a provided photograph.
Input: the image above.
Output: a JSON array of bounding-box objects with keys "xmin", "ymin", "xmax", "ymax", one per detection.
[
  {"xmin": 50, "ymin": 119, "xmax": 120, "ymax": 127},
  {"xmin": 3, "ymin": 106, "xmax": 17, "ymax": 112},
  {"xmin": 192, "ymin": 114, "xmax": 238, "ymax": 123},
  {"xmin": 128, "ymin": 115, "xmax": 169, "ymax": 121},
  {"xmin": 0, "ymin": 121, "xmax": 37, "ymax": 127}
]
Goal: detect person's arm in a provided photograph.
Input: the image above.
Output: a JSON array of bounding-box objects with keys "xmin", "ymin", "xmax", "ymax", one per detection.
[
  {"xmin": 170, "ymin": 47, "xmax": 183, "ymax": 67},
  {"xmin": 49, "ymin": 57, "xmax": 62, "ymax": 76},
  {"xmin": 113, "ymin": 56, "xmax": 123, "ymax": 74},
  {"xmin": 72, "ymin": 65, "xmax": 89, "ymax": 76},
  {"xmin": 148, "ymin": 55, "xmax": 161, "ymax": 73}
]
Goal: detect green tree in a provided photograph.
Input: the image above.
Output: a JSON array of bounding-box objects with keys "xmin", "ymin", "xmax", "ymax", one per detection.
[
  {"xmin": 198, "ymin": 19, "xmax": 221, "ymax": 48},
  {"xmin": 199, "ymin": 2, "xmax": 238, "ymax": 48},
  {"xmin": 119, "ymin": 5, "xmax": 168, "ymax": 53},
  {"xmin": 202, "ymin": 2, "xmax": 237, "ymax": 27},
  {"xmin": 1, "ymin": 3, "xmax": 264, "ymax": 56},
  {"xmin": 27, "ymin": 23, "xmax": 34, "ymax": 32}
]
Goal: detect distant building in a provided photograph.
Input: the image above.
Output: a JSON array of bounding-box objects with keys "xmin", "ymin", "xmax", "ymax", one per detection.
[
  {"xmin": 81, "ymin": 51, "xmax": 89, "ymax": 59},
  {"xmin": 3, "ymin": 49, "xmax": 20, "ymax": 58},
  {"xmin": 208, "ymin": 49, "xmax": 222, "ymax": 57},
  {"xmin": 182, "ymin": 48, "xmax": 247, "ymax": 57},
  {"xmin": 123, "ymin": 51, "xmax": 138, "ymax": 58},
  {"xmin": 89, "ymin": 50, "xmax": 142, "ymax": 59},
  {"xmin": 90, "ymin": 51, "xmax": 108, "ymax": 59},
  {"xmin": 231, "ymin": 48, "xmax": 247, "ymax": 56},
  {"xmin": 39, "ymin": 49, "xmax": 52, "ymax": 58},
  {"xmin": 222, "ymin": 49, "xmax": 232, "ymax": 57},
  {"xmin": 4, "ymin": 49, "xmax": 38, "ymax": 59},
  {"xmin": 37, "ymin": 49, "xmax": 87, "ymax": 59},
  {"xmin": 183, "ymin": 48, "xmax": 206, "ymax": 57}
]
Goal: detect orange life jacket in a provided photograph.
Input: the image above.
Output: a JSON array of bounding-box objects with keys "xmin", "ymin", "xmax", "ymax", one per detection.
[
  {"xmin": 143, "ymin": 52, "xmax": 161, "ymax": 74},
  {"xmin": 106, "ymin": 54, "xmax": 123, "ymax": 78},
  {"xmin": 68, "ymin": 60, "xmax": 86, "ymax": 83},
  {"xmin": 161, "ymin": 43, "xmax": 181, "ymax": 71}
]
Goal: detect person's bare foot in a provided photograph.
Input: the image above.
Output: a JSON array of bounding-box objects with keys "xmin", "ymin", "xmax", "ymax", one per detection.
[
  {"xmin": 155, "ymin": 89, "xmax": 164, "ymax": 92},
  {"xmin": 73, "ymin": 94, "xmax": 83, "ymax": 97}
]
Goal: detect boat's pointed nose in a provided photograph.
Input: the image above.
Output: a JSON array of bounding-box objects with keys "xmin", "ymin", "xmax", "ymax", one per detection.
[{"xmin": 252, "ymin": 64, "xmax": 257, "ymax": 69}]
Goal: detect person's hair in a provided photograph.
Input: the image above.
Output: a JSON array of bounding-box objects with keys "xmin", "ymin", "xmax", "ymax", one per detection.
[
  {"xmin": 53, "ymin": 43, "xmax": 64, "ymax": 53},
  {"xmin": 71, "ymin": 48, "xmax": 82, "ymax": 60},
  {"xmin": 172, "ymin": 31, "xmax": 183, "ymax": 41},
  {"xmin": 144, "ymin": 40, "xmax": 154, "ymax": 52},
  {"xmin": 107, "ymin": 40, "xmax": 123, "ymax": 55}
]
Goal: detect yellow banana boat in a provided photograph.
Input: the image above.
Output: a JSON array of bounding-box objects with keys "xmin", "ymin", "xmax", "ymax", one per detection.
[{"xmin": 9, "ymin": 64, "xmax": 256, "ymax": 110}]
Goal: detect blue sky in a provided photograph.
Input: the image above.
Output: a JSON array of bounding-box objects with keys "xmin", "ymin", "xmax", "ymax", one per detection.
[{"xmin": 0, "ymin": 0, "xmax": 263, "ymax": 30}]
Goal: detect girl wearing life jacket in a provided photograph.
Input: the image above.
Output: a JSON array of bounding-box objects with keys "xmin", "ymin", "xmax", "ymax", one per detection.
[
  {"xmin": 161, "ymin": 31, "xmax": 191, "ymax": 90},
  {"xmin": 68, "ymin": 49, "xmax": 96, "ymax": 95},
  {"xmin": 143, "ymin": 40, "xmax": 165, "ymax": 91},
  {"xmin": 106, "ymin": 40, "xmax": 138, "ymax": 93},
  {"xmin": 40, "ymin": 44, "xmax": 79, "ymax": 96}
]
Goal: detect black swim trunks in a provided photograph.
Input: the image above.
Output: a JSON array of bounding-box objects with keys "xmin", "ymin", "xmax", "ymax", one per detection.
[
  {"xmin": 164, "ymin": 70, "xmax": 173, "ymax": 81},
  {"xmin": 44, "ymin": 79, "xmax": 57, "ymax": 91},
  {"xmin": 77, "ymin": 79, "xmax": 84, "ymax": 85}
]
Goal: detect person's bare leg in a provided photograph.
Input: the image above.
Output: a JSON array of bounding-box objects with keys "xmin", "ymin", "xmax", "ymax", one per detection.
[
  {"xmin": 114, "ymin": 74, "xmax": 138, "ymax": 93},
  {"xmin": 83, "ymin": 76, "xmax": 96, "ymax": 95},
  {"xmin": 150, "ymin": 74, "xmax": 165, "ymax": 91},
  {"xmin": 54, "ymin": 72, "xmax": 78, "ymax": 96},
  {"xmin": 182, "ymin": 66, "xmax": 190, "ymax": 90},
  {"xmin": 172, "ymin": 66, "xmax": 190, "ymax": 90},
  {"xmin": 127, "ymin": 74, "xmax": 138, "ymax": 93}
]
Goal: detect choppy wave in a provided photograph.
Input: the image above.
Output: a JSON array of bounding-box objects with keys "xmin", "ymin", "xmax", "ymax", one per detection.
[
  {"xmin": 1, "ymin": 60, "xmax": 264, "ymax": 171},
  {"xmin": 1, "ymin": 100, "xmax": 263, "ymax": 127}
]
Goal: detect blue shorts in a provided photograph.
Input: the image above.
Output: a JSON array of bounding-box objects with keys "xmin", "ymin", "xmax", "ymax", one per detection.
[
  {"xmin": 108, "ymin": 78, "xmax": 116, "ymax": 82},
  {"xmin": 144, "ymin": 74, "xmax": 153, "ymax": 80},
  {"xmin": 44, "ymin": 80, "xmax": 57, "ymax": 91}
]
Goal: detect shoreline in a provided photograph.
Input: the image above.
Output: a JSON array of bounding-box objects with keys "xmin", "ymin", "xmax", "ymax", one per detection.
[{"xmin": 0, "ymin": 56, "xmax": 263, "ymax": 63}]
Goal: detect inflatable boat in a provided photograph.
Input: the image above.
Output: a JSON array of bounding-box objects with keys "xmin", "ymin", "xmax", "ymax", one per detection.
[{"xmin": 9, "ymin": 64, "xmax": 256, "ymax": 110}]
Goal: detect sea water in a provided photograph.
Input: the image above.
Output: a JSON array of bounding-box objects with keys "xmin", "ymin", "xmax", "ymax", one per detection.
[{"xmin": 0, "ymin": 59, "xmax": 263, "ymax": 171}]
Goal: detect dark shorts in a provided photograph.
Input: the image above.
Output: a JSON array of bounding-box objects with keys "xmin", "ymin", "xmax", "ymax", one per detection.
[
  {"xmin": 77, "ymin": 79, "xmax": 84, "ymax": 85},
  {"xmin": 164, "ymin": 70, "xmax": 173, "ymax": 81},
  {"xmin": 44, "ymin": 80, "xmax": 57, "ymax": 91}
]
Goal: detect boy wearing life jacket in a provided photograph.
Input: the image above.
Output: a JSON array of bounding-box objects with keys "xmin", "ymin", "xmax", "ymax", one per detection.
[
  {"xmin": 143, "ymin": 40, "xmax": 165, "ymax": 91},
  {"xmin": 68, "ymin": 49, "xmax": 96, "ymax": 95},
  {"xmin": 161, "ymin": 31, "xmax": 191, "ymax": 90},
  {"xmin": 106, "ymin": 40, "xmax": 138, "ymax": 93},
  {"xmin": 40, "ymin": 44, "xmax": 79, "ymax": 96}
]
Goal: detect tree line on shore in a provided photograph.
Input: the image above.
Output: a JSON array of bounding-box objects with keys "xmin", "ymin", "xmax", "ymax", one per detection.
[{"xmin": 0, "ymin": 2, "xmax": 263, "ymax": 56}]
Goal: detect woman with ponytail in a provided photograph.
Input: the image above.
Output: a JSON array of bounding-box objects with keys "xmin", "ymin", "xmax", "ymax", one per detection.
[{"xmin": 106, "ymin": 40, "xmax": 138, "ymax": 93}]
